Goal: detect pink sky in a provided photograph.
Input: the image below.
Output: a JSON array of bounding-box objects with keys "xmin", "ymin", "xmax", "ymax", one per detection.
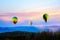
[
  {"xmin": 0, "ymin": 11, "xmax": 60, "ymax": 23},
  {"xmin": 0, "ymin": 7, "xmax": 60, "ymax": 24}
]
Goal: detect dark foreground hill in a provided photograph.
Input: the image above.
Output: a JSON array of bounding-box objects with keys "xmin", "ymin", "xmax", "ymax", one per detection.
[{"xmin": 0, "ymin": 31, "xmax": 60, "ymax": 40}]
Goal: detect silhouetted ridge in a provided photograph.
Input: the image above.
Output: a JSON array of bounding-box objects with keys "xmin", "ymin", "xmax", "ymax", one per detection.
[{"xmin": 0, "ymin": 31, "xmax": 60, "ymax": 40}]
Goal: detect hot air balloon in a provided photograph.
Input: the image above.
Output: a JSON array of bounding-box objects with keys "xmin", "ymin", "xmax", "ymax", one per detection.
[
  {"xmin": 43, "ymin": 13, "xmax": 49, "ymax": 22},
  {"xmin": 12, "ymin": 17, "xmax": 18, "ymax": 24},
  {"xmin": 30, "ymin": 21, "xmax": 32, "ymax": 25}
]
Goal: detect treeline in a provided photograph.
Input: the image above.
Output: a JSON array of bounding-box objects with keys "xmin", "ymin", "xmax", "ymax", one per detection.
[{"xmin": 0, "ymin": 31, "xmax": 60, "ymax": 40}]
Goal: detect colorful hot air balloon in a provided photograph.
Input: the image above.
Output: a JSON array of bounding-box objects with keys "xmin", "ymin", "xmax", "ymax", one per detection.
[
  {"xmin": 43, "ymin": 13, "xmax": 49, "ymax": 22},
  {"xmin": 12, "ymin": 17, "xmax": 18, "ymax": 24}
]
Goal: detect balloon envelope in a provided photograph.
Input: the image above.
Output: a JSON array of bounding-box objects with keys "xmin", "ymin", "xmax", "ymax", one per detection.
[
  {"xmin": 12, "ymin": 17, "xmax": 18, "ymax": 24},
  {"xmin": 43, "ymin": 14, "xmax": 49, "ymax": 22},
  {"xmin": 30, "ymin": 21, "xmax": 32, "ymax": 25}
]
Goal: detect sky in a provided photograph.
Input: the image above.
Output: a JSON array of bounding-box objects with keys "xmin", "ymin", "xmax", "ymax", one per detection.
[{"xmin": 0, "ymin": 0, "xmax": 60, "ymax": 27}]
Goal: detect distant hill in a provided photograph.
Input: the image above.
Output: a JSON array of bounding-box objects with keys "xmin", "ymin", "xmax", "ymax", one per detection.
[
  {"xmin": 0, "ymin": 26, "xmax": 40, "ymax": 33},
  {"xmin": 0, "ymin": 26, "xmax": 60, "ymax": 33}
]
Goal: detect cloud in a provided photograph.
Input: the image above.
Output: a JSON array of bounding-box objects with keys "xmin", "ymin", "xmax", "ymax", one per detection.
[{"xmin": 0, "ymin": 12, "xmax": 42, "ymax": 21}]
